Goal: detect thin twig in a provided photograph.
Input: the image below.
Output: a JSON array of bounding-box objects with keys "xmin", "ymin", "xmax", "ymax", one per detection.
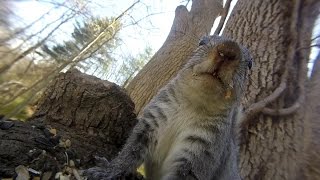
[
  {"xmin": 262, "ymin": 50, "xmax": 307, "ymax": 117},
  {"xmin": 296, "ymin": 44, "xmax": 320, "ymax": 51},
  {"xmin": 242, "ymin": 82, "xmax": 287, "ymax": 119},
  {"xmin": 310, "ymin": 34, "xmax": 320, "ymax": 42},
  {"xmin": 0, "ymin": 3, "xmax": 62, "ymax": 44},
  {"xmin": 0, "ymin": 10, "xmax": 75, "ymax": 60},
  {"xmin": 262, "ymin": 102, "xmax": 300, "ymax": 116},
  {"xmin": 123, "ymin": 12, "xmax": 166, "ymax": 28}
]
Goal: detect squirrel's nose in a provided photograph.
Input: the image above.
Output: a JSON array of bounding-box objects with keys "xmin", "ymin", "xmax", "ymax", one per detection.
[{"xmin": 216, "ymin": 41, "xmax": 241, "ymax": 62}]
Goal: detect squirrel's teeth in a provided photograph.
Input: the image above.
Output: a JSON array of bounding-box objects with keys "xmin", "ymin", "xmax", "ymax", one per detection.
[
  {"xmin": 224, "ymin": 89, "xmax": 232, "ymax": 99},
  {"xmin": 228, "ymin": 81, "xmax": 234, "ymax": 89},
  {"xmin": 212, "ymin": 70, "xmax": 217, "ymax": 76}
]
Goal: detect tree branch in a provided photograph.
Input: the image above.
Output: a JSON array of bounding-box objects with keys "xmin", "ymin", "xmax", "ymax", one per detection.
[
  {"xmin": 262, "ymin": 0, "xmax": 308, "ymax": 117},
  {"xmin": 242, "ymin": 81, "xmax": 287, "ymax": 120},
  {"xmin": 0, "ymin": 12, "xmax": 77, "ymax": 75},
  {"xmin": 240, "ymin": 0, "xmax": 302, "ymax": 126},
  {"xmin": 311, "ymin": 34, "xmax": 320, "ymax": 42},
  {"xmin": 214, "ymin": 0, "xmax": 232, "ymax": 35},
  {"xmin": 262, "ymin": 44, "xmax": 307, "ymax": 117},
  {"xmin": 262, "ymin": 102, "xmax": 300, "ymax": 116},
  {"xmin": 297, "ymin": 44, "xmax": 320, "ymax": 51},
  {"xmin": 0, "ymin": 3, "xmax": 63, "ymax": 44}
]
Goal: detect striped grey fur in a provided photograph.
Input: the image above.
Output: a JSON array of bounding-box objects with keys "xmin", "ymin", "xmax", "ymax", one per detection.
[{"xmin": 84, "ymin": 35, "xmax": 253, "ymax": 180}]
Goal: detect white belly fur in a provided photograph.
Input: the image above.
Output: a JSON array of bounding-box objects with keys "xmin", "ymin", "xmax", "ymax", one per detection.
[{"xmin": 147, "ymin": 108, "xmax": 200, "ymax": 177}]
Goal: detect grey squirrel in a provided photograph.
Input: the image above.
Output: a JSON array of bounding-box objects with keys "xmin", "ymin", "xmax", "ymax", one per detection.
[{"xmin": 84, "ymin": 35, "xmax": 253, "ymax": 180}]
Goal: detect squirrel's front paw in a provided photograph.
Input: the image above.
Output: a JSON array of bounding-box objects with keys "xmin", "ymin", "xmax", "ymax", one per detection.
[
  {"xmin": 94, "ymin": 156, "xmax": 110, "ymax": 167},
  {"xmin": 83, "ymin": 167, "xmax": 113, "ymax": 180}
]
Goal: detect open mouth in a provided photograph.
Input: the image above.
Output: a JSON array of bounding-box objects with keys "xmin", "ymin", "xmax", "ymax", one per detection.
[
  {"xmin": 211, "ymin": 71, "xmax": 225, "ymax": 86},
  {"xmin": 210, "ymin": 59, "xmax": 225, "ymax": 86}
]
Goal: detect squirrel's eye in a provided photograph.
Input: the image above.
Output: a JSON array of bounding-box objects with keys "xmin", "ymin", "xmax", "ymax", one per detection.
[
  {"xmin": 198, "ymin": 37, "xmax": 210, "ymax": 46},
  {"xmin": 248, "ymin": 60, "xmax": 253, "ymax": 70}
]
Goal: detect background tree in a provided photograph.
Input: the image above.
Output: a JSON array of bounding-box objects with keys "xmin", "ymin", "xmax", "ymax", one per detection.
[
  {"xmin": 0, "ymin": 0, "xmax": 88, "ymax": 119},
  {"xmin": 0, "ymin": 0, "xmax": 145, "ymax": 120},
  {"xmin": 115, "ymin": 46, "xmax": 153, "ymax": 87},
  {"xmin": 0, "ymin": 0, "xmax": 11, "ymax": 41},
  {"xmin": 126, "ymin": 0, "xmax": 224, "ymax": 114},
  {"xmin": 41, "ymin": 17, "xmax": 122, "ymax": 74}
]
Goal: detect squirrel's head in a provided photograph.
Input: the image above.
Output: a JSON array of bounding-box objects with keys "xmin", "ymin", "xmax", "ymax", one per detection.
[{"xmin": 179, "ymin": 35, "xmax": 253, "ymax": 104}]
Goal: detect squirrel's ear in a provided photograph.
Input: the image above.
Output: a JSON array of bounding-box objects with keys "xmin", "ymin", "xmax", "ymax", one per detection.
[{"xmin": 198, "ymin": 36, "xmax": 210, "ymax": 46}]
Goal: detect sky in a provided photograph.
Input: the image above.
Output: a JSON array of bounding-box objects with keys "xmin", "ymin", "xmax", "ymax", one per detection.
[
  {"xmin": 10, "ymin": 0, "xmax": 189, "ymax": 81},
  {"xmin": 11, "ymin": 0, "xmax": 184, "ymax": 55},
  {"xmin": 10, "ymin": 0, "xmax": 320, "ymax": 77}
]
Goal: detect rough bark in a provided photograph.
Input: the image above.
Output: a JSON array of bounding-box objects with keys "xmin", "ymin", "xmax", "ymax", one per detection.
[
  {"xmin": 304, "ymin": 53, "xmax": 320, "ymax": 180},
  {"xmin": 0, "ymin": 69, "xmax": 140, "ymax": 179},
  {"xmin": 223, "ymin": 0, "xmax": 320, "ymax": 179},
  {"xmin": 32, "ymin": 69, "xmax": 137, "ymax": 148},
  {"xmin": 126, "ymin": 0, "xmax": 223, "ymax": 114}
]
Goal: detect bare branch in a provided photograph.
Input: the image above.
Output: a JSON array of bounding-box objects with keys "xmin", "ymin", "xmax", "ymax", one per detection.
[
  {"xmin": 0, "ymin": 12, "xmax": 77, "ymax": 75},
  {"xmin": 1, "ymin": 1, "xmax": 141, "ymax": 119},
  {"xmin": 185, "ymin": 0, "xmax": 191, "ymax": 7},
  {"xmin": 38, "ymin": 0, "xmax": 89, "ymax": 14},
  {"xmin": 242, "ymin": 82, "xmax": 287, "ymax": 119},
  {"xmin": 262, "ymin": 0, "xmax": 307, "ymax": 117},
  {"xmin": 240, "ymin": 0, "xmax": 302, "ymax": 126},
  {"xmin": 262, "ymin": 44, "xmax": 308, "ymax": 117},
  {"xmin": 0, "ymin": 6, "xmax": 57, "ymax": 43},
  {"xmin": 262, "ymin": 102, "xmax": 300, "ymax": 116},
  {"xmin": 123, "ymin": 12, "xmax": 166, "ymax": 28},
  {"xmin": 0, "ymin": 81, "xmax": 25, "ymax": 89},
  {"xmin": 311, "ymin": 34, "xmax": 320, "ymax": 42},
  {"xmin": 214, "ymin": 0, "xmax": 232, "ymax": 35},
  {"xmin": 297, "ymin": 44, "xmax": 320, "ymax": 51},
  {"xmin": 0, "ymin": 9, "xmax": 76, "ymax": 61}
]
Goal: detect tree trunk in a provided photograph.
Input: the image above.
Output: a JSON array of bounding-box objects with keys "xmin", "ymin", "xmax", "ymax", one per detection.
[
  {"xmin": 126, "ymin": 0, "xmax": 223, "ymax": 114},
  {"xmin": 222, "ymin": 0, "xmax": 319, "ymax": 179},
  {"xmin": 304, "ymin": 53, "xmax": 320, "ymax": 180}
]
